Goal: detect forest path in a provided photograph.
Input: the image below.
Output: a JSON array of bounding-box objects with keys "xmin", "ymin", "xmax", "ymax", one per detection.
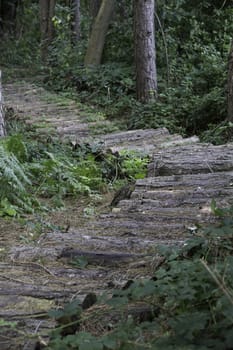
[{"xmin": 1, "ymin": 81, "xmax": 233, "ymax": 349}]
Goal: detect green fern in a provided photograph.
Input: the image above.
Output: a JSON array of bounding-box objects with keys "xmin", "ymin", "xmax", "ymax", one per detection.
[
  {"xmin": 29, "ymin": 153, "xmax": 102, "ymax": 198},
  {"xmin": 5, "ymin": 134, "xmax": 28, "ymax": 162},
  {"xmin": 0, "ymin": 145, "xmax": 33, "ymax": 215}
]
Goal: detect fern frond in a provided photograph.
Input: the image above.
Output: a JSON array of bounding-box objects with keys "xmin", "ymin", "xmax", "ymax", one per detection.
[{"xmin": 0, "ymin": 145, "xmax": 33, "ymax": 213}]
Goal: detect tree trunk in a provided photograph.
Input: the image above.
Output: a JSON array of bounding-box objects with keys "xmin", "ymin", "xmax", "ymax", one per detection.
[
  {"xmin": 134, "ymin": 0, "xmax": 157, "ymax": 103},
  {"xmin": 0, "ymin": 0, "xmax": 18, "ymax": 34},
  {"xmin": 227, "ymin": 38, "xmax": 233, "ymax": 122},
  {"xmin": 71, "ymin": 0, "xmax": 80, "ymax": 42},
  {"xmin": 84, "ymin": 0, "xmax": 115, "ymax": 66},
  {"xmin": 89, "ymin": 0, "xmax": 102, "ymax": 19},
  {"xmin": 39, "ymin": 0, "xmax": 56, "ymax": 62},
  {"xmin": 0, "ymin": 71, "xmax": 6, "ymax": 137}
]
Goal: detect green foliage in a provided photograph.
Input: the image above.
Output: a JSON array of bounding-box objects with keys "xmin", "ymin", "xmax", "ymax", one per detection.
[
  {"xmin": 46, "ymin": 63, "xmax": 135, "ymax": 111},
  {"xmin": 48, "ymin": 299, "xmax": 82, "ymax": 320},
  {"xmin": 0, "ymin": 130, "xmax": 148, "ymax": 214},
  {"xmin": 154, "ymin": 1, "xmax": 232, "ymax": 137},
  {"xmin": 28, "ymin": 142, "xmax": 124, "ymax": 202},
  {"xmin": 45, "ymin": 205, "xmax": 233, "ymax": 349},
  {"xmin": 127, "ymin": 97, "xmax": 185, "ymax": 134},
  {"xmin": 119, "ymin": 151, "xmax": 149, "ymax": 180},
  {"xmin": 103, "ymin": 1, "xmax": 133, "ymax": 64},
  {"xmin": 0, "ymin": 143, "xmax": 33, "ymax": 215},
  {"xmin": 29, "ymin": 152, "xmax": 100, "ymax": 199},
  {"xmin": 0, "ymin": 3, "xmax": 40, "ymax": 67},
  {"xmin": 23, "ymin": 140, "xmax": 108, "ymax": 208},
  {"xmin": 4, "ymin": 134, "xmax": 28, "ymax": 162},
  {"xmin": 200, "ymin": 121, "xmax": 233, "ymax": 144}
]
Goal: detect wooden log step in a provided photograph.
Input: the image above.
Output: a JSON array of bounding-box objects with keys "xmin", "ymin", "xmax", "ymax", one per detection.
[
  {"xmin": 95, "ymin": 128, "xmax": 198, "ymax": 153},
  {"xmin": 148, "ymin": 143, "xmax": 233, "ymax": 176},
  {"xmin": 127, "ymin": 172, "xmax": 233, "ymax": 209},
  {"xmin": 58, "ymin": 249, "xmax": 144, "ymax": 266},
  {"xmin": 135, "ymin": 172, "xmax": 233, "ymax": 190}
]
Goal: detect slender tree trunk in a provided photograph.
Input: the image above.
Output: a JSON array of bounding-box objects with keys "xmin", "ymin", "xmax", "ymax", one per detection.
[
  {"xmin": 134, "ymin": 0, "xmax": 157, "ymax": 102},
  {"xmin": 39, "ymin": 0, "xmax": 56, "ymax": 62},
  {"xmin": 227, "ymin": 38, "xmax": 233, "ymax": 122},
  {"xmin": 48, "ymin": 0, "xmax": 56, "ymax": 41},
  {"xmin": 71, "ymin": 0, "xmax": 80, "ymax": 42},
  {"xmin": 84, "ymin": 0, "xmax": 115, "ymax": 66},
  {"xmin": 0, "ymin": 71, "xmax": 6, "ymax": 137}
]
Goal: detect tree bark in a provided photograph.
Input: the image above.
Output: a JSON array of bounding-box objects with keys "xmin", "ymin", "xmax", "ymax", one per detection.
[
  {"xmin": 39, "ymin": 0, "xmax": 56, "ymax": 62},
  {"xmin": 84, "ymin": 0, "xmax": 115, "ymax": 66},
  {"xmin": 227, "ymin": 38, "xmax": 233, "ymax": 122},
  {"xmin": 0, "ymin": 70, "xmax": 6, "ymax": 137},
  {"xmin": 58, "ymin": 248, "xmax": 142, "ymax": 266},
  {"xmin": 134, "ymin": 0, "xmax": 157, "ymax": 102},
  {"xmin": 89, "ymin": 0, "xmax": 102, "ymax": 19},
  {"xmin": 71, "ymin": 0, "xmax": 81, "ymax": 42}
]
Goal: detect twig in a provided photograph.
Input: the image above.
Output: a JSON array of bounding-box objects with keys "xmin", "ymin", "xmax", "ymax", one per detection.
[
  {"xmin": 200, "ymin": 259, "xmax": 233, "ymax": 305},
  {"xmin": 13, "ymin": 261, "xmax": 56, "ymax": 277},
  {"xmin": 34, "ymin": 320, "xmax": 43, "ymax": 334},
  {"xmin": 0, "ymin": 274, "xmax": 27, "ymax": 284},
  {"xmin": 220, "ymin": 0, "xmax": 227, "ymax": 10}
]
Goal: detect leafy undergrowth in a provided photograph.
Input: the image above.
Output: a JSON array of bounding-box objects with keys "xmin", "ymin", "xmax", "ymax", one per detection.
[
  {"xmin": 0, "ymin": 131, "xmax": 149, "ymax": 217},
  {"xmin": 43, "ymin": 205, "xmax": 233, "ymax": 350}
]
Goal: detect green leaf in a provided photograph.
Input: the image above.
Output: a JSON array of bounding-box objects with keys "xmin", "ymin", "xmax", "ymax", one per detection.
[
  {"xmin": 63, "ymin": 299, "xmax": 82, "ymax": 316},
  {"xmin": 168, "ymin": 312, "xmax": 209, "ymax": 341},
  {"xmin": 79, "ymin": 342, "xmax": 103, "ymax": 350},
  {"xmin": 47, "ymin": 309, "xmax": 65, "ymax": 319},
  {"xmin": 102, "ymin": 336, "xmax": 117, "ymax": 350}
]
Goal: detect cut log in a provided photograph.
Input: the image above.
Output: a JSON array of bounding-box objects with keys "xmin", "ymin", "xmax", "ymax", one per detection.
[
  {"xmin": 148, "ymin": 143, "xmax": 233, "ymax": 176},
  {"xmin": 93, "ymin": 172, "xmax": 233, "ymax": 239},
  {"xmin": 58, "ymin": 249, "xmax": 144, "ymax": 266},
  {"xmin": 96, "ymin": 129, "xmax": 199, "ymax": 154}
]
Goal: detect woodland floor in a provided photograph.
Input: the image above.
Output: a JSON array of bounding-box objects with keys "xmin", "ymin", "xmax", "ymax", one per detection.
[{"xmin": 0, "ymin": 78, "xmax": 233, "ymax": 349}]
